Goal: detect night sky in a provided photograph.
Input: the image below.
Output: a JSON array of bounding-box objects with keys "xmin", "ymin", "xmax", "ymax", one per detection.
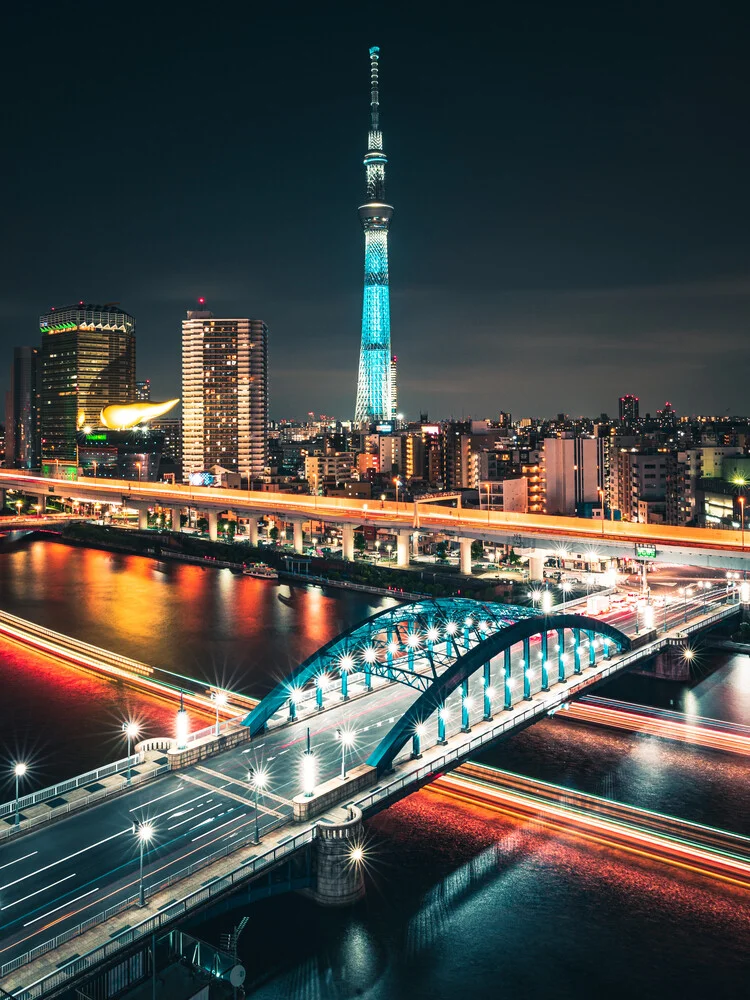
[{"xmin": 2, "ymin": 3, "xmax": 748, "ymax": 420}]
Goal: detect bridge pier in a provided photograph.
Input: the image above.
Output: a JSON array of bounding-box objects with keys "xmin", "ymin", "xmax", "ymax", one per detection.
[
  {"xmin": 0, "ymin": 488, "xmax": 5, "ymax": 511},
  {"xmin": 342, "ymin": 524, "xmax": 354, "ymax": 561},
  {"xmin": 459, "ymin": 537, "xmax": 472, "ymax": 575},
  {"xmin": 293, "ymin": 521, "xmax": 304, "ymax": 554},
  {"xmin": 503, "ymin": 647, "xmax": 512, "ymax": 709},
  {"xmin": 207, "ymin": 509, "xmax": 218, "ymax": 542},
  {"xmin": 247, "ymin": 515, "xmax": 259, "ymax": 546},
  {"xmin": 137, "ymin": 504, "xmax": 149, "ymax": 531},
  {"xmin": 397, "ymin": 529, "xmax": 410, "ymax": 568},
  {"xmin": 305, "ymin": 806, "xmax": 366, "ymax": 907},
  {"xmin": 527, "ymin": 550, "xmax": 545, "ymax": 581}
]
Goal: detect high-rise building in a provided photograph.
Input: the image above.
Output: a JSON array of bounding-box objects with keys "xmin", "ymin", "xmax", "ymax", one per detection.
[
  {"xmin": 354, "ymin": 46, "xmax": 393, "ymax": 424},
  {"xmin": 390, "ymin": 355, "xmax": 398, "ymax": 418},
  {"xmin": 619, "ymin": 394, "xmax": 639, "ymax": 423},
  {"xmin": 542, "ymin": 436, "xmax": 601, "ymax": 515},
  {"xmin": 40, "ymin": 303, "xmax": 136, "ymax": 472},
  {"xmin": 135, "ymin": 379, "xmax": 151, "ymax": 401},
  {"xmin": 181, "ymin": 307, "xmax": 268, "ymax": 482},
  {"xmin": 4, "ymin": 347, "xmax": 40, "ymax": 469}
]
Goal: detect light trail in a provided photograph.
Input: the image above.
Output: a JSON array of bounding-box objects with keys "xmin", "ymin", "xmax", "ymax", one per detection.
[
  {"xmin": 433, "ymin": 765, "xmax": 750, "ymax": 889},
  {"xmin": 1, "ymin": 875, "xmax": 77, "ymax": 910},
  {"xmin": 557, "ymin": 697, "xmax": 750, "ymax": 756},
  {"xmin": 23, "ymin": 889, "xmax": 100, "ymax": 927}
]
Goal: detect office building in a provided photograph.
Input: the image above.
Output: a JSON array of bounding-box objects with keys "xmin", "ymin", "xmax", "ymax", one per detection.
[
  {"xmin": 135, "ymin": 380, "xmax": 151, "ymax": 401},
  {"xmin": 4, "ymin": 346, "xmax": 40, "ymax": 469},
  {"xmin": 543, "ymin": 436, "xmax": 601, "ymax": 516},
  {"xmin": 40, "ymin": 303, "xmax": 136, "ymax": 474},
  {"xmin": 390, "ymin": 355, "xmax": 398, "ymax": 418},
  {"xmin": 618, "ymin": 394, "xmax": 639, "ymax": 423},
  {"xmin": 181, "ymin": 308, "xmax": 268, "ymax": 482}
]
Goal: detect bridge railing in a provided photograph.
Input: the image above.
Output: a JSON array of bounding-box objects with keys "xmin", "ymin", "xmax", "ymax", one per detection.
[
  {"xmin": 9, "ymin": 825, "xmax": 315, "ymax": 1000},
  {"xmin": 0, "ymin": 753, "xmax": 143, "ymax": 818},
  {"xmin": 0, "ymin": 764, "xmax": 169, "ymax": 845}
]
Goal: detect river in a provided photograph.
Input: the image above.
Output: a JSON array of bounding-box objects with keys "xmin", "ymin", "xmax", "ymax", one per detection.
[{"xmin": 0, "ymin": 537, "xmax": 748, "ymax": 999}]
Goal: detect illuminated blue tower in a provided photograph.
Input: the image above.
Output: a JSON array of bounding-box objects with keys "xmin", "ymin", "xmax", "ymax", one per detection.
[{"xmin": 355, "ymin": 46, "xmax": 394, "ymax": 424}]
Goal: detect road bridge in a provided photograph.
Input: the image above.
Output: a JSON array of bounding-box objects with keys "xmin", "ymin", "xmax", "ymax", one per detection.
[
  {"xmin": 1, "ymin": 470, "xmax": 749, "ymax": 574},
  {"xmin": 0, "ymin": 589, "xmax": 741, "ymax": 998}
]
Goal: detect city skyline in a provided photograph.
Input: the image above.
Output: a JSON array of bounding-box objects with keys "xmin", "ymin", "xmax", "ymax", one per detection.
[{"xmin": 2, "ymin": 5, "xmax": 749, "ymax": 420}]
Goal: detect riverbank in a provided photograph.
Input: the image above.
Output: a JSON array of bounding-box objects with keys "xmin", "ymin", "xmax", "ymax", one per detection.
[{"xmin": 43, "ymin": 522, "xmax": 523, "ymax": 602}]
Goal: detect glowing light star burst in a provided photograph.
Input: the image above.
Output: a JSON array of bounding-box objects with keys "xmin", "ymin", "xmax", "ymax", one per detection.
[{"xmin": 355, "ymin": 46, "xmax": 394, "ymax": 422}]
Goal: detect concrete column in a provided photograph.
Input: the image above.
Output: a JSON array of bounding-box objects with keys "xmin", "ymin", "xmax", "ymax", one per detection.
[
  {"xmin": 307, "ymin": 806, "xmax": 366, "ymax": 906},
  {"xmin": 0, "ymin": 489, "xmax": 6, "ymax": 511},
  {"xmin": 293, "ymin": 521, "xmax": 304, "ymax": 554},
  {"xmin": 397, "ymin": 529, "xmax": 410, "ymax": 568},
  {"xmin": 137, "ymin": 505, "xmax": 149, "ymax": 531},
  {"xmin": 411, "ymin": 532, "xmax": 419, "ymax": 557},
  {"xmin": 36, "ymin": 495, "xmax": 46, "ymax": 515},
  {"xmin": 171, "ymin": 507, "xmax": 182, "ymax": 531},
  {"xmin": 207, "ymin": 510, "xmax": 218, "ymax": 542},
  {"xmin": 527, "ymin": 550, "xmax": 545, "ymax": 581},
  {"xmin": 342, "ymin": 524, "xmax": 354, "ymax": 561},
  {"xmin": 459, "ymin": 537, "xmax": 473, "ymax": 575},
  {"xmin": 247, "ymin": 516, "xmax": 259, "ymax": 546}
]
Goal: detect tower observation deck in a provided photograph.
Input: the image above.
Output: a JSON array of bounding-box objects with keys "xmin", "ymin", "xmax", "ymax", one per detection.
[{"xmin": 354, "ymin": 46, "xmax": 394, "ymax": 424}]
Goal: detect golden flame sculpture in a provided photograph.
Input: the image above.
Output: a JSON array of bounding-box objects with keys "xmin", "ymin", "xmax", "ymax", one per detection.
[{"xmin": 99, "ymin": 399, "xmax": 179, "ymax": 430}]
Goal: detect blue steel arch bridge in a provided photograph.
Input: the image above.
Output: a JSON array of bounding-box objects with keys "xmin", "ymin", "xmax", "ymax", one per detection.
[{"xmin": 245, "ymin": 597, "xmax": 630, "ymax": 775}]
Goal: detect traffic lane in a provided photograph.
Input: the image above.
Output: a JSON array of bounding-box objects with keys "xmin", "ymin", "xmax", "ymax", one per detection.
[{"xmin": 0, "ymin": 795, "xmax": 260, "ymax": 964}]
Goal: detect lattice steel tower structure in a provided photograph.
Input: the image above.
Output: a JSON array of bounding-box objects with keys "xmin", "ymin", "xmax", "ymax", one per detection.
[{"xmin": 354, "ymin": 46, "xmax": 394, "ymax": 424}]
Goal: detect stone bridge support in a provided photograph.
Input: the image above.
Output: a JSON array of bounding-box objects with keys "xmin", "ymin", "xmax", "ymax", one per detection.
[
  {"xmin": 306, "ymin": 806, "xmax": 366, "ymax": 906},
  {"xmin": 207, "ymin": 509, "xmax": 218, "ymax": 542},
  {"xmin": 397, "ymin": 529, "xmax": 410, "ymax": 568},
  {"xmin": 135, "ymin": 503, "xmax": 149, "ymax": 531},
  {"xmin": 293, "ymin": 520, "xmax": 304, "ymax": 554},
  {"xmin": 342, "ymin": 524, "xmax": 354, "ymax": 561},
  {"xmin": 527, "ymin": 550, "xmax": 545, "ymax": 582},
  {"xmin": 459, "ymin": 537, "xmax": 473, "ymax": 576},
  {"xmin": 247, "ymin": 515, "xmax": 259, "ymax": 546}
]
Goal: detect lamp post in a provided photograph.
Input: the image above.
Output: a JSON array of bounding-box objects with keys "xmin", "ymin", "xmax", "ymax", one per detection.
[
  {"xmin": 136, "ymin": 461, "xmax": 142, "ymax": 484},
  {"xmin": 561, "ymin": 581, "xmax": 572, "ymax": 613},
  {"xmin": 13, "ymin": 762, "xmax": 27, "ymax": 828},
  {"xmin": 301, "ymin": 728, "xmax": 316, "ymax": 798},
  {"xmin": 336, "ymin": 728, "xmax": 355, "ymax": 779},
  {"xmin": 249, "ymin": 767, "xmax": 268, "ymax": 845},
  {"xmin": 393, "ymin": 478, "xmax": 401, "ymax": 511},
  {"xmin": 663, "ymin": 595, "xmax": 670, "ymax": 632},
  {"xmin": 122, "ymin": 722, "xmax": 140, "ymax": 785},
  {"xmin": 176, "ymin": 691, "xmax": 189, "ymax": 750},
  {"xmin": 485, "ymin": 483, "xmax": 491, "ymax": 525},
  {"xmin": 386, "ymin": 543, "xmax": 393, "ymax": 565},
  {"xmin": 740, "ymin": 496, "xmax": 746, "ymax": 577},
  {"xmin": 136, "ymin": 822, "xmax": 154, "ymax": 906},
  {"xmin": 210, "ymin": 690, "xmax": 227, "ymax": 737},
  {"xmin": 597, "ymin": 488, "xmax": 605, "ymax": 535}
]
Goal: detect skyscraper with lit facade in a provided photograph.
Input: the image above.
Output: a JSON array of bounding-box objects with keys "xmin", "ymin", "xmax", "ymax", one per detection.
[
  {"xmin": 39, "ymin": 303, "xmax": 135, "ymax": 474},
  {"xmin": 354, "ymin": 46, "xmax": 394, "ymax": 424},
  {"xmin": 181, "ymin": 307, "xmax": 268, "ymax": 483}
]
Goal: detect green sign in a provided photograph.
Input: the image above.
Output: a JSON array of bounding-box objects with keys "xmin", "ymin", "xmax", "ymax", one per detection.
[
  {"xmin": 635, "ymin": 543, "xmax": 657, "ymax": 559},
  {"xmin": 85, "ymin": 433, "xmax": 108, "ymax": 442}
]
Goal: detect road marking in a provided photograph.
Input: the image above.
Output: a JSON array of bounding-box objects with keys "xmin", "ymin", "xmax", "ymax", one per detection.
[
  {"xmin": 128, "ymin": 788, "xmax": 180, "ymax": 812},
  {"xmin": 0, "ymin": 831, "xmax": 128, "ymax": 892},
  {"xmin": 167, "ymin": 804, "xmax": 219, "ymax": 831},
  {"xmin": 277, "ymin": 749, "xmax": 290, "ymax": 755},
  {"xmin": 191, "ymin": 815, "xmax": 248, "ymax": 842},
  {"xmin": 0, "ymin": 852, "xmax": 37, "ymax": 872},
  {"xmin": 195, "ymin": 766, "xmax": 291, "ymax": 809},
  {"xmin": 180, "ymin": 773, "xmax": 279, "ymax": 814},
  {"xmin": 2, "ymin": 874, "xmax": 77, "ymax": 910},
  {"xmin": 23, "ymin": 888, "xmax": 100, "ymax": 926}
]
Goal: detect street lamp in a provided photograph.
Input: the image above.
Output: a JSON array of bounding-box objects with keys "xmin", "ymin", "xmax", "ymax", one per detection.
[
  {"xmin": 740, "ymin": 495, "xmax": 746, "ymax": 576},
  {"xmin": 485, "ymin": 483, "xmax": 491, "ymax": 525},
  {"xmin": 249, "ymin": 767, "xmax": 268, "ymax": 845},
  {"xmin": 541, "ymin": 590, "xmax": 553, "ymax": 615},
  {"xmin": 136, "ymin": 461, "xmax": 142, "ymax": 484},
  {"xmin": 393, "ymin": 478, "xmax": 401, "ymax": 510},
  {"xmin": 136, "ymin": 821, "xmax": 154, "ymax": 906},
  {"xmin": 175, "ymin": 692, "xmax": 189, "ymax": 750},
  {"xmin": 597, "ymin": 488, "xmax": 605, "ymax": 535},
  {"xmin": 210, "ymin": 690, "xmax": 227, "ymax": 737},
  {"xmin": 336, "ymin": 728, "xmax": 356, "ymax": 779},
  {"xmin": 122, "ymin": 721, "xmax": 140, "ymax": 785},
  {"xmin": 301, "ymin": 728, "xmax": 316, "ymax": 798},
  {"xmin": 386, "ymin": 543, "xmax": 393, "ymax": 564},
  {"xmin": 663, "ymin": 595, "xmax": 671, "ymax": 632},
  {"xmin": 560, "ymin": 581, "xmax": 572, "ymax": 612},
  {"xmin": 13, "ymin": 762, "xmax": 27, "ymax": 828}
]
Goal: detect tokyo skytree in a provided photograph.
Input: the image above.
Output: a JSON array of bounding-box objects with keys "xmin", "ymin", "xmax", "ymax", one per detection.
[{"xmin": 354, "ymin": 46, "xmax": 394, "ymax": 424}]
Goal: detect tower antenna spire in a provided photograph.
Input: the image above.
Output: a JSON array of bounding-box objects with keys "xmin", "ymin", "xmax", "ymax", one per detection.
[{"xmin": 369, "ymin": 45, "xmax": 380, "ymax": 132}]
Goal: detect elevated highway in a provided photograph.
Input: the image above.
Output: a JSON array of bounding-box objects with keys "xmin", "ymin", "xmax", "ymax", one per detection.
[{"xmin": 1, "ymin": 470, "xmax": 748, "ymax": 574}]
